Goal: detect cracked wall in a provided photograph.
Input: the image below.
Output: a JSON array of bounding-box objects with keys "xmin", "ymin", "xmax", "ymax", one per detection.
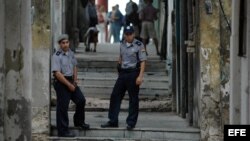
[
  {"xmin": 198, "ymin": 0, "xmax": 231, "ymax": 140},
  {"xmin": 3, "ymin": 0, "xmax": 32, "ymax": 140},
  {"xmin": 31, "ymin": 0, "xmax": 50, "ymax": 136},
  {"xmin": 219, "ymin": 0, "xmax": 231, "ymax": 128}
]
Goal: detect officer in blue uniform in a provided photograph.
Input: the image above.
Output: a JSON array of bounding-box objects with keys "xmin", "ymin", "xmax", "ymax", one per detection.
[
  {"xmin": 52, "ymin": 34, "xmax": 90, "ymax": 137},
  {"xmin": 101, "ymin": 26, "xmax": 147, "ymax": 130}
]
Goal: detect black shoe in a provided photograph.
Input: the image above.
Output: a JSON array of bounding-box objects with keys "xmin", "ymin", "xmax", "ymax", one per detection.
[
  {"xmin": 58, "ymin": 131, "xmax": 75, "ymax": 137},
  {"xmin": 126, "ymin": 125, "xmax": 135, "ymax": 130},
  {"xmin": 101, "ymin": 122, "xmax": 118, "ymax": 128},
  {"xmin": 74, "ymin": 123, "xmax": 90, "ymax": 130},
  {"xmin": 85, "ymin": 48, "xmax": 90, "ymax": 52}
]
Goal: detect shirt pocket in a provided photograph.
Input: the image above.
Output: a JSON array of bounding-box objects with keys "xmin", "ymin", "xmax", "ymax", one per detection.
[
  {"xmin": 71, "ymin": 57, "xmax": 77, "ymax": 66},
  {"xmin": 61, "ymin": 59, "xmax": 69, "ymax": 73},
  {"xmin": 127, "ymin": 49, "xmax": 137, "ymax": 58}
]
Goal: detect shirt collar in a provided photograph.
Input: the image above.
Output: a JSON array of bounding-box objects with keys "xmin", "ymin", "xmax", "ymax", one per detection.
[{"xmin": 58, "ymin": 48, "xmax": 70, "ymax": 56}]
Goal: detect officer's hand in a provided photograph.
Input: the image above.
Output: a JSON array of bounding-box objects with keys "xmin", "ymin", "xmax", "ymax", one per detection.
[
  {"xmin": 74, "ymin": 80, "xmax": 79, "ymax": 86},
  {"xmin": 136, "ymin": 76, "xmax": 143, "ymax": 86},
  {"xmin": 68, "ymin": 84, "xmax": 76, "ymax": 92}
]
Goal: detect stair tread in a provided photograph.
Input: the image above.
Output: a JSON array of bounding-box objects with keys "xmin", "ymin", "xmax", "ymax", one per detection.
[
  {"xmin": 50, "ymin": 111, "xmax": 198, "ymax": 131},
  {"xmin": 79, "ymin": 85, "xmax": 169, "ymax": 89}
]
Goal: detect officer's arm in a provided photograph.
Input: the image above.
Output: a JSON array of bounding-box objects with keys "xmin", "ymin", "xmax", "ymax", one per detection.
[
  {"xmin": 139, "ymin": 61, "xmax": 146, "ymax": 78},
  {"xmin": 136, "ymin": 61, "xmax": 145, "ymax": 86},
  {"xmin": 118, "ymin": 56, "xmax": 122, "ymax": 64},
  {"xmin": 54, "ymin": 71, "xmax": 75, "ymax": 89},
  {"xmin": 73, "ymin": 66, "xmax": 78, "ymax": 85}
]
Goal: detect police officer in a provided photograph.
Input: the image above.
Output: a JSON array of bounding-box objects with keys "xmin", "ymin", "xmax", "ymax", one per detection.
[
  {"xmin": 52, "ymin": 34, "xmax": 90, "ymax": 137},
  {"xmin": 101, "ymin": 26, "xmax": 147, "ymax": 130}
]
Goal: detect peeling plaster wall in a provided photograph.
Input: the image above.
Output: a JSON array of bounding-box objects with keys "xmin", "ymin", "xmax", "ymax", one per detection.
[
  {"xmin": 32, "ymin": 0, "xmax": 50, "ymax": 49},
  {"xmin": 4, "ymin": 0, "xmax": 32, "ymax": 140},
  {"xmin": 199, "ymin": 1, "xmax": 223, "ymax": 141},
  {"xmin": 0, "ymin": 0, "xmax": 5, "ymax": 140},
  {"xmin": 219, "ymin": 0, "xmax": 231, "ymax": 126},
  {"xmin": 31, "ymin": 0, "xmax": 50, "ymax": 135},
  {"xmin": 32, "ymin": 49, "xmax": 50, "ymax": 134}
]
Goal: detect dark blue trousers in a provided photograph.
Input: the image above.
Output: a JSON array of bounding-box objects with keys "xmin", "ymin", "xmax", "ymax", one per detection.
[
  {"xmin": 108, "ymin": 71, "xmax": 140, "ymax": 126},
  {"xmin": 53, "ymin": 81, "xmax": 86, "ymax": 136}
]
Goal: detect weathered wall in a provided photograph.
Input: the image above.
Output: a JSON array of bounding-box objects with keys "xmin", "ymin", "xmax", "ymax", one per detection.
[
  {"xmin": 199, "ymin": 1, "xmax": 223, "ymax": 141},
  {"xmin": 51, "ymin": 0, "xmax": 63, "ymax": 50},
  {"xmin": 4, "ymin": 0, "xmax": 32, "ymax": 140},
  {"xmin": 32, "ymin": 48, "xmax": 50, "ymax": 134},
  {"xmin": 219, "ymin": 0, "xmax": 231, "ymax": 127},
  {"xmin": 32, "ymin": 0, "xmax": 50, "ymax": 49},
  {"xmin": 31, "ymin": 0, "xmax": 50, "ymax": 136},
  {"xmin": 0, "ymin": 0, "xmax": 5, "ymax": 140}
]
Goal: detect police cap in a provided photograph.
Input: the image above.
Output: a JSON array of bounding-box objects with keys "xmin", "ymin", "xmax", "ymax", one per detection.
[
  {"xmin": 124, "ymin": 26, "xmax": 134, "ymax": 34},
  {"xmin": 57, "ymin": 34, "xmax": 69, "ymax": 43}
]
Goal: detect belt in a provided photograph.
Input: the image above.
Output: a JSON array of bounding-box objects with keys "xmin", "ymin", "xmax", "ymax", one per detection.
[
  {"xmin": 120, "ymin": 68, "xmax": 139, "ymax": 73},
  {"xmin": 64, "ymin": 76, "xmax": 73, "ymax": 80}
]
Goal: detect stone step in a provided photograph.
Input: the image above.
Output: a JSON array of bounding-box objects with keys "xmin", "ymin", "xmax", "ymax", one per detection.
[
  {"xmin": 50, "ymin": 85, "xmax": 171, "ymax": 98},
  {"xmin": 79, "ymin": 79, "xmax": 168, "ymax": 88},
  {"xmin": 77, "ymin": 72, "xmax": 168, "ymax": 87},
  {"xmin": 78, "ymin": 85, "xmax": 171, "ymax": 97},
  {"xmin": 77, "ymin": 60, "xmax": 166, "ymax": 72},
  {"xmin": 51, "ymin": 96, "xmax": 172, "ymax": 112},
  {"xmin": 49, "ymin": 111, "xmax": 201, "ymax": 141},
  {"xmin": 75, "ymin": 43, "xmax": 162, "ymax": 61},
  {"xmin": 78, "ymin": 72, "xmax": 168, "ymax": 78},
  {"xmin": 48, "ymin": 136, "xmax": 199, "ymax": 141}
]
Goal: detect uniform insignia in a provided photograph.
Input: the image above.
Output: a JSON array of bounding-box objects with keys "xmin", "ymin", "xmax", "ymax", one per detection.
[
  {"xmin": 56, "ymin": 51, "xmax": 61, "ymax": 56},
  {"xmin": 135, "ymin": 41, "xmax": 142, "ymax": 46},
  {"xmin": 141, "ymin": 48, "xmax": 146, "ymax": 52}
]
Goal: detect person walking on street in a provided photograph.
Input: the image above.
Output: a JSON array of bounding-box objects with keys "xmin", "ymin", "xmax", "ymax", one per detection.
[
  {"xmin": 111, "ymin": 4, "xmax": 124, "ymax": 43},
  {"xmin": 139, "ymin": 0, "xmax": 160, "ymax": 56},
  {"xmin": 101, "ymin": 26, "xmax": 147, "ymax": 130},
  {"xmin": 86, "ymin": 0, "xmax": 99, "ymax": 52},
  {"xmin": 52, "ymin": 34, "xmax": 90, "ymax": 137},
  {"xmin": 125, "ymin": 0, "xmax": 141, "ymax": 41}
]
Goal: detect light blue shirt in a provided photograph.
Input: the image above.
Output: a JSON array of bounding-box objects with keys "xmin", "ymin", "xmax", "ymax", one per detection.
[
  {"xmin": 51, "ymin": 48, "xmax": 77, "ymax": 76},
  {"xmin": 120, "ymin": 39, "xmax": 147, "ymax": 69}
]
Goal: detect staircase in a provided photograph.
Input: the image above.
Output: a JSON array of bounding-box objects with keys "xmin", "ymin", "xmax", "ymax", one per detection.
[{"xmin": 49, "ymin": 43, "xmax": 200, "ymax": 141}]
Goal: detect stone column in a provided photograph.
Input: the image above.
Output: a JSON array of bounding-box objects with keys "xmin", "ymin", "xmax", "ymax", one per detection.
[
  {"xmin": 0, "ymin": 0, "xmax": 5, "ymax": 140},
  {"xmin": 199, "ymin": 1, "xmax": 222, "ymax": 141},
  {"xmin": 51, "ymin": 0, "xmax": 63, "ymax": 51},
  {"xmin": 4, "ymin": 0, "xmax": 32, "ymax": 140}
]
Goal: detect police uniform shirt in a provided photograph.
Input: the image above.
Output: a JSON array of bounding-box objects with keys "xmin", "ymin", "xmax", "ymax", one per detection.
[
  {"xmin": 120, "ymin": 39, "xmax": 147, "ymax": 69},
  {"xmin": 52, "ymin": 48, "xmax": 77, "ymax": 76}
]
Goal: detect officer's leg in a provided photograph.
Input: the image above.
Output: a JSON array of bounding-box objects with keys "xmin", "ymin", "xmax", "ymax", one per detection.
[
  {"xmin": 71, "ymin": 86, "xmax": 86, "ymax": 125},
  {"xmin": 54, "ymin": 82, "xmax": 71, "ymax": 136},
  {"xmin": 108, "ymin": 74, "xmax": 126, "ymax": 124},
  {"xmin": 126, "ymin": 72, "xmax": 140, "ymax": 126}
]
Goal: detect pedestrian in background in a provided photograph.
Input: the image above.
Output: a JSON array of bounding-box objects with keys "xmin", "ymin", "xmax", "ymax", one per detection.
[
  {"xmin": 52, "ymin": 34, "xmax": 90, "ymax": 137},
  {"xmin": 85, "ymin": 0, "xmax": 99, "ymax": 52},
  {"xmin": 101, "ymin": 26, "xmax": 147, "ymax": 130},
  {"xmin": 125, "ymin": 0, "xmax": 141, "ymax": 41},
  {"xmin": 106, "ymin": 6, "xmax": 116, "ymax": 43},
  {"xmin": 111, "ymin": 4, "xmax": 124, "ymax": 43},
  {"xmin": 139, "ymin": 0, "xmax": 160, "ymax": 56},
  {"xmin": 97, "ymin": 5, "xmax": 106, "ymax": 43}
]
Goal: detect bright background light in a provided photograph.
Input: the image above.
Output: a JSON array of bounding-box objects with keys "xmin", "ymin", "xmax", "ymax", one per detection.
[{"xmin": 108, "ymin": 0, "xmax": 139, "ymax": 15}]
